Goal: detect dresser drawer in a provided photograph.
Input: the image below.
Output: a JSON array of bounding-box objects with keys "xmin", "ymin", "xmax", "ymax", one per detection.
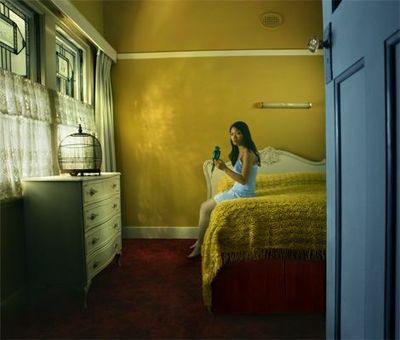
[
  {"xmin": 85, "ymin": 214, "xmax": 121, "ymax": 256},
  {"xmin": 83, "ymin": 176, "xmax": 120, "ymax": 205},
  {"xmin": 86, "ymin": 233, "xmax": 121, "ymax": 280},
  {"xmin": 84, "ymin": 195, "xmax": 120, "ymax": 230}
]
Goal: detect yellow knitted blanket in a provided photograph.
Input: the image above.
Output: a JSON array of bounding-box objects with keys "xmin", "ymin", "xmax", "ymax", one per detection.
[{"xmin": 202, "ymin": 172, "xmax": 326, "ymax": 309}]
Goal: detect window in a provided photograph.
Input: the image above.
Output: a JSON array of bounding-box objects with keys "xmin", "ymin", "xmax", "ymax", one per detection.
[
  {"xmin": 1, "ymin": 0, "xmax": 96, "ymax": 200},
  {"xmin": 56, "ymin": 29, "xmax": 83, "ymax": 100},
  {"xmin": 0, "ymin": 0, "xmax": 39, "ymax": 80}
]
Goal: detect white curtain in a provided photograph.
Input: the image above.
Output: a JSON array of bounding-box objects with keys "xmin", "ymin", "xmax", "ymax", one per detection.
[
  {"xmin": 0, "ymin": 69, "xmax": 97, "ymax": 200},
  {"xmin": 54, "ymin": 91, "xmax": 96, "ymax": 143},
  {"xmin": 95, "ymin": 50, "xmax": 116, "ymax": 172},
  {"xmin": 0, "ymin": 69, "xmax": 54, "ymax": 199}
]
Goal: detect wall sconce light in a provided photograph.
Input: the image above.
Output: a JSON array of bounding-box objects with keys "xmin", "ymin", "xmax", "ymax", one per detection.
[{"xmin": 255, "ymin": 102, "xmax": 312, "ymax": 109}]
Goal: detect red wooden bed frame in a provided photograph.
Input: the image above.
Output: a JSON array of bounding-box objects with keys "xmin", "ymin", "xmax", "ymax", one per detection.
[{"xmin": 211, "ymin": 259, "xmax": 326, "ymax": 314}]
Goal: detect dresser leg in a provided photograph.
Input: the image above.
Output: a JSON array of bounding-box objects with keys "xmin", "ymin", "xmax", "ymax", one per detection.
[
  {"xmin": 83, "ymin": 285, "xmax": 90, "ymax": 308},
  {"xmin": 117, "ymin": 253, "xmax": 122, "ymax": 267}
]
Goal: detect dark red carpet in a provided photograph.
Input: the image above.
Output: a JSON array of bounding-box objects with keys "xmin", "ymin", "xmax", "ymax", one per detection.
[{"xmin": 3, "ymin": 239, "xmax": 325, "ymax": 339}]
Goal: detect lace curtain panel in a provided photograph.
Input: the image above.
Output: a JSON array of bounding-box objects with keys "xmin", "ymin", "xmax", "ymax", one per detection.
[
  {"xmin": 54, "ymin": 91, "xmax": 96, "ymax": 143},
  {"xmin": 0, "ymin": 69, "xmax": 96, "ymax": 200},
  {"xmin": 0, "ymin": 69, "xmax": 53, "ymax": 199}
]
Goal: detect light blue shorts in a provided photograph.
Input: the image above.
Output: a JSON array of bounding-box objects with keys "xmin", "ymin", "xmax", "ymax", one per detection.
[{"xmin": 213, "ymin": 189, "xmax": 254, "ymax": 203}]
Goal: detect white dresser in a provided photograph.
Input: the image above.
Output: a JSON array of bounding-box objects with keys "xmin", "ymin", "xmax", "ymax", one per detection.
[{"xmin": 22, "ymin": 173, "xmax": 122, "ymax": 306}]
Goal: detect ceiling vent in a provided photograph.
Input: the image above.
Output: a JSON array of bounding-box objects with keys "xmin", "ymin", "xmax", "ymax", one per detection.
[{"xmin": 260, "ymin": 12, "xmax": 284, "ymax": 29}]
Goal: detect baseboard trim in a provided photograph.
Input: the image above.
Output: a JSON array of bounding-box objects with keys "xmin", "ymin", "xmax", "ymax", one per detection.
[{"xmin": 123, "ymin": 226, "xmax": 198, "ymax": 239}]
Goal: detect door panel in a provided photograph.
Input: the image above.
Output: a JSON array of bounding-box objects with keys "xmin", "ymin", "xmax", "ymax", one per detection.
[
  {"xmin": 389, "ymin": 33, "xmax": 400, "ymax": 340},
  {"xmin": 323, "ymin": 1, "xmax": 400, "ymax": 338},
  {"xmin": 397, "ymin": 41, "xmax": 400, "ymax": 340},
  {"xmin": 336, "ymin": 62, "xmax": 367, "ymax": 339}
]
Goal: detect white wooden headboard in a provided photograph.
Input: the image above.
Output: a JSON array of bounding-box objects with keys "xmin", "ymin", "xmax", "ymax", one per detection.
[{"xmin": 203, "ymin": 146, "xmax": 326, "ymax": 199}]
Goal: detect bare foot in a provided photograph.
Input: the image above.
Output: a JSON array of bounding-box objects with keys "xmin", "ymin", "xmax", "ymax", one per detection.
[{"xmin": 187, "ymin": 247, "xmax": 201, "ymax": 258}]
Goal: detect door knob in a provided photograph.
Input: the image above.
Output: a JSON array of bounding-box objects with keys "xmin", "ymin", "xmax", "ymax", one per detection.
[{"xmin": 308, "ymin": 37, "xmax": 330, "ymax": 53}]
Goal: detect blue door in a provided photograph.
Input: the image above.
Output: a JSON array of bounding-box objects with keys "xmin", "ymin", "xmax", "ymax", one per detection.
[{"xmin": 322, "ymin": 1, "xmax": 400, "ymax": 338}]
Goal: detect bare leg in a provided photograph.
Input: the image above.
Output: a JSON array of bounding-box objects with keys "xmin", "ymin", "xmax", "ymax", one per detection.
[
  {"xmin": 189, "ymin": 200, "xmax": 211, "ymax": 249},
  {"xmin": 188, "ymin": 198, "xmax": 217, "ymax": 258}
]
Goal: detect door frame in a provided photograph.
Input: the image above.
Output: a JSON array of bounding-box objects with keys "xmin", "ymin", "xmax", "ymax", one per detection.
[{"xmin": 384, "ymin": 29, "xmax": 399, "ymax": 339}]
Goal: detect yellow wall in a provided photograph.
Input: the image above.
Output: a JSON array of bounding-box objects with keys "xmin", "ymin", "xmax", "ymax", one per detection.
[
  {"xmin": 71, "ymin": 0, "xmax": 104, "ymax": 36},
  {"xmin": 104, "ymin": 0, "xmax": 322, "ymax": 52},
  {"xmin": 103, "ymin": 0, "xmax": 324, "ymax": 227}
]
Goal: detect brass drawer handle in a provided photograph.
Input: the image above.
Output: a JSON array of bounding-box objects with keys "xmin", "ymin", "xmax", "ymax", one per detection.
[
  {"xmin": 90, "ymin": 213, "xmax": 98, "ymax": 221},
  {"xmin": 89, "ymin": 188, "xmax": 98, "ymax": 196}
]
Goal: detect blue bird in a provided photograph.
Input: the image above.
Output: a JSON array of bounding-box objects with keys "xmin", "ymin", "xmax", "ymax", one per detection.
[{"xmin": 211, "ymin": 146, "xmax": 221, "ymax": 173}]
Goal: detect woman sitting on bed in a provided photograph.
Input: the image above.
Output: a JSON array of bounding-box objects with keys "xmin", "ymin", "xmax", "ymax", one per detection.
[{"xmin": 188, "ymin": 121, "xmax": 261, "ymax": 258}]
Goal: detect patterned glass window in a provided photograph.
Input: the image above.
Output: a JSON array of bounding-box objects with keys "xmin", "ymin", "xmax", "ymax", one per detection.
[
  {"xmin": 0, "ymin": 0, "xmax": 38, "ymax": 79},
  {"xmin": 56, "ymin": 30, "xmax": 83, "ymax": 100}
]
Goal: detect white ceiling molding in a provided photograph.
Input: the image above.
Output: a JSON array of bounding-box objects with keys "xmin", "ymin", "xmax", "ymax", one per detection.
[
  {"xmin": 118, "ymin": 49, "xmax": 323, "ymax": 60},
  {"xmin": 50, "ymin": 0, "xmax": 117, "ymax": 62}
]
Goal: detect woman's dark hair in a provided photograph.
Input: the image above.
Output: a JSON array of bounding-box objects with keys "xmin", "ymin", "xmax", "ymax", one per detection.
[{"xmin": 228, "ymin": 121, "xmax": 260, "ymax": 166}]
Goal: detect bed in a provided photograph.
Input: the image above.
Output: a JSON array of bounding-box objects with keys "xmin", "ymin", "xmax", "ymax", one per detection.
[{"xmin": 202, "ymin": 146, "xmax": 326, "ymax": 314}]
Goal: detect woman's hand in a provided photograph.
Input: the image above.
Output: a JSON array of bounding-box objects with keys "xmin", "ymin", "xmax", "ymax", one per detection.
[{"xmin": 214, "ymin": 159, "xmax": 227, "ymax": 171}]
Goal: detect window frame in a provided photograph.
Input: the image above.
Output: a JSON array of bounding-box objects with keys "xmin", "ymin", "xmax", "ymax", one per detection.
[
  {"xmin": 13, "ymin": 0, "xmax": 95, "ymax": 105},
  {"xmin": 0, "ymin": 0, "xmax": 40, "ymax": 81},
  {"xmin": 55, "ymin": 28, "xmax": 84, "ymax": 101}
]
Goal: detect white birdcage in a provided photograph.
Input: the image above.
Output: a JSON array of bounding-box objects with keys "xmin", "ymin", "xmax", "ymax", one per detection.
[{"xmin": 58, "ymin": 124, "xmax": 102, "ymax": 176}]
